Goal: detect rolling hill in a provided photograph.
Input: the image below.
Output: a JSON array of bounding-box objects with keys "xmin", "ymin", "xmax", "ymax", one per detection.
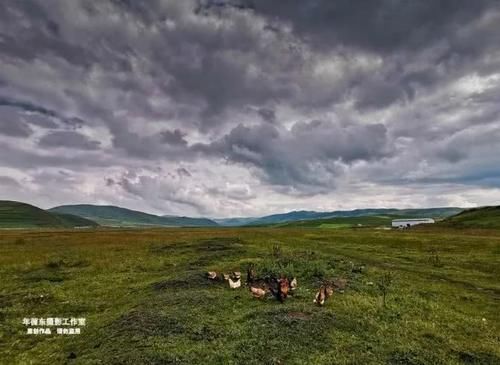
[
  {"xmin": 213, "ymin": 217, "xmax": 259, "ymax": 226},
  {"xmin": 440, "ymin": 206, "xmax": 500, "ymax": 229},
  {"xmin": 49, "ymin": 204, "xmax": 218, "ymax": 227},
  {"xmin": 243, "ymin": 207, "xmax": 463, "ymax": 226},
  {"xmin": 0, "ymin": 201, "xmax": 98, "ymax": 228},
  {"xmin": 278, "ymin": 215, "xmax": 396, "ymax": 229}
]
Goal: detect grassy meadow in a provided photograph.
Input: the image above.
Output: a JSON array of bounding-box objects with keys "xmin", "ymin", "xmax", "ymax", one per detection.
[{"xmin": 0, "ymin": 227, "xmax": 499, "ymax": 364}]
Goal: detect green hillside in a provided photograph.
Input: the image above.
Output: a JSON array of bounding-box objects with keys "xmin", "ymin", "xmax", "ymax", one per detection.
[
  {"xmin": 52, "ymin": 213, "xmax": 99, "ymax": 228},
  {"xmin": 161, "ymin": 215, "xmax": 220, "ymax": 227},
  {"xmin": 244, "ymin": 207, "xmax": 462, "ymax": 226},
  {"xmin": 49, "ymin": 204, "xmax": 218, "ymax": 227},
  {"xmin": 0, "ymin": 201, "xmax": 98, "ymax": 228},
  {"xmin": 278, "ymin": 215, "xmax": 396, "ymax": 228},
  {"xmin": 277, "ymin": 212, "xmax": 455, "ymax": 229},
  {"xmin": 441, "ymin": 206, "xmax": 500, "ymax": 229}
]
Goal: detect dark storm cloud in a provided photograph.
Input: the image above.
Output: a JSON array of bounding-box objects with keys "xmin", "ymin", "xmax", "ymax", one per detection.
[
  {"xmin": 2, "ymin": 0, "xmax": 497, "ymax": 127},
  {"xmin": 196, "ymin": 120, "xmax": 390, "ymax": 192},
  {"xmin": 117, "ymin": 172, "xmax": 208, "ymax": 213},
  {"xmin": 204, "ymin": 0, "xmax": 500, "ymax": 111},
  {"xmin": 1, "ymin": 0, "xmax": 500, "ymax": 214},
  {"xmin": 110, "ymin": 127, "xmax": 199, "ymax": 160},
  {"xmin": 160, "ymin": 129, "xmax": 188, "ymax": 146},
  {"xmin": 176, "ymin": 167, "xmax": 192, "ymax": 177},
  {"xmin": 0, "ymin": 143, "xmax": 113, "ymax": 169},
  {"xmin": 22, "ymin": 113, "xmax": 59, "ymax": 129},
  {"xmin": 38, "ymin": 131, "xmax": 101, "ymax": 150},
  {"xmin": 105, "ymin": 177, "xmax": 115, "ymax": 187},
  {"xmin": 223, "ymin": 0, "xmax": 497, "ymax": 53},
  {"xmin": 0, "ymin": 98, "xmax": 59, "ymax": 119},
  {"xmin": 353, "ymin": 75, "xmax": 413, "ymax": 110},
  {"xmin": 257, "ymin": 108, "xmax": 276, "ymax": 123},
  {"xmin": 0, "ymin": 106, "xmax": 33, "ymax": 137},
  {"xmin": 0, "ymin": 97, "xmax": 84, "ymax": 128},
  {"xmin": 0, "ymin": 1, "xmax": 96, "ymax": 68}
]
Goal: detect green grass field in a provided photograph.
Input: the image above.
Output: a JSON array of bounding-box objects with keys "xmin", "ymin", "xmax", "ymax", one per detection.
[{"xmin": 0, "ymin": 227, "xmax": 499, "ymax": 364}]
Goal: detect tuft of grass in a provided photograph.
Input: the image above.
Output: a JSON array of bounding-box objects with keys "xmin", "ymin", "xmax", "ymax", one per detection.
[
  {"xmin": 14, "ymin": 237, "xmax": 26, "ymax": 245},
  {"xmin": 376, "ymin": 271, "xmax": 395, "ymax": 308}
]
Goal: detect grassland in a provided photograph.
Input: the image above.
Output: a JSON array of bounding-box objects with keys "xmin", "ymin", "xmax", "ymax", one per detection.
[{"xmin": 0, "ymin": 227, "xmax": 499, "ymax": 364}]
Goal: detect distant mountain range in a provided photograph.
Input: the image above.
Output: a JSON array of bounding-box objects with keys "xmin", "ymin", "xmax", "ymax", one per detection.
[
  {"xmin": 49, "ymin": 205, "xmax": 218, "ymax": 227},
  {"xmin": 0, "ymin": 200, "xmax": 469, "ymax": 229},
  {"xmin": 212, "ymin": 217, "xmax": 258, "ymax": 226},
  {"xmin": 225, "ymin": 207, "xmax": 464, "ymax": 226}
]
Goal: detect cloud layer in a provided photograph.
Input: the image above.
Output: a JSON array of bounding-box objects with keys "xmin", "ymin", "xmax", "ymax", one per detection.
[{"xmin": 1, "ymin": 0, "xmax": 500, "ymax": 216}]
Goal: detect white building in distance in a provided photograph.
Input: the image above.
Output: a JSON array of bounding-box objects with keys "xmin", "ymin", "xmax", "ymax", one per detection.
[{"xmin": 392, "ymin": 218, "xmax": 435, "ymax": 228}]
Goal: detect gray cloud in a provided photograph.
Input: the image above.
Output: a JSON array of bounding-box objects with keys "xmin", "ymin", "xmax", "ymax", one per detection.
[
  {"xmin": 0, "ymin": 106, "xmax": 33, "ymax": 137},
  {"xmin": 195, "ymin": 120, "xmax": 390, "ymax": 192},
  {"xmin": 0, "ymin": 97, "xmax": 84, "ymax": 128},
  {"xmin": 257, "ymin": 108, "xmax": 276, "ymax": 123},
  {"xmin": 116, "ymin": 172, "xmax": 209, "ymax": 213},
  {"xmin": 0, "ymin": 175, "xmax": 21, "ymax": 187},
  {"xmin": 160, "ymin": 129, "xmax": 188, "ymax": 146},
  {"xmin": 0, "ymin": 0, "xmax": 499, "ymax": 216},
  {"xmin": 176, "ymin": 167, "xmax": 192, "ymax": 178},
  {"xmin": 226, "ymin": 0, "xmax": 498, "ymax": 53},
  {"xmin": 38, "ymin": 131, "xmax": 101, "ymax": 150}
]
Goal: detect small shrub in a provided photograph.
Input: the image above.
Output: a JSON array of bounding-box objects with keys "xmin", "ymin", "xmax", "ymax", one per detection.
[
  {"xmin": 46, "ymin": 258, "xmax": 65, "ymax": 269},
  {"xmin": 377, "ymin": 271, "xmax": 394, "ymax": 307},
  {"xmin": 14, "ymin": 238, "xmax": 26, "ymax": 245},
  {"xmin": 256, "ymin": 259, "xmax": 295, "ymax": 278},
  {"xmin": 45, "ymin": 256, "xmax": 90, "ymax": 269},
  {"xmin": 304, "ymin": 260, "xmax": 329, "ymax": 280},
  {"xmin": 428, "ymin": 248, "xmax": 443, "ymax": 267},
  {"xmin": 272, "ymin": 244, "xmax": 283, "ymax": 259}
]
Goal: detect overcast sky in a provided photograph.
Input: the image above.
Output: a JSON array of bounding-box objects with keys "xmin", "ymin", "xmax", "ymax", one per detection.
[{"xmin": 1, "ymin": 0, "xmax": 500, "ymax": 217}]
